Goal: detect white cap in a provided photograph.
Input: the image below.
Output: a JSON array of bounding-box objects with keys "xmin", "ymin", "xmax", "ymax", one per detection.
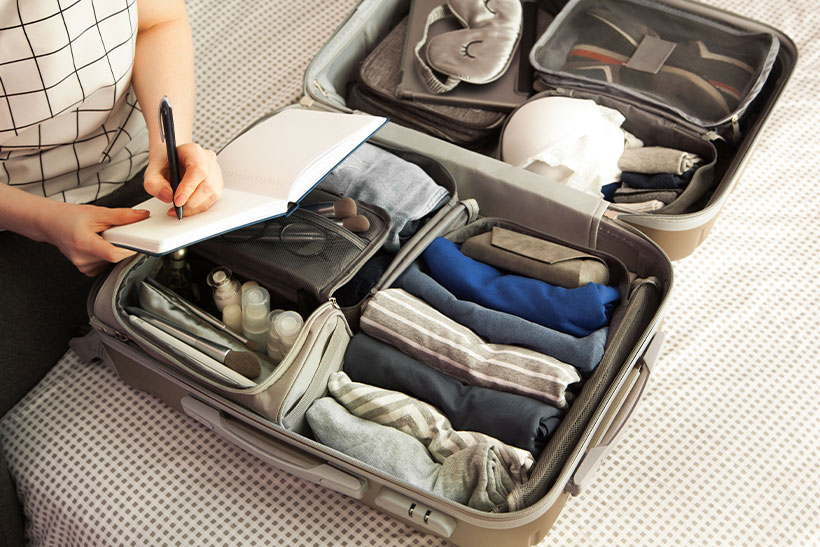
[{"xmin": 241, "ymin": 280, "xmax": 260, "ymax": 295}]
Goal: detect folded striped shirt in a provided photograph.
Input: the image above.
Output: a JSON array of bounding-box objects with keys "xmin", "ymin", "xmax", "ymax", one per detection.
[
  {"xmin": 360, "ymin": 289, "xmax": 581, "ymax": 408},
  {"xmin": 328, "ymin": 371, "xmax": 533, "ymax": 483}
]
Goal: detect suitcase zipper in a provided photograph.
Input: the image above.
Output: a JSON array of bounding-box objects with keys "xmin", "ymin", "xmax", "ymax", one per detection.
[
  {"xmin": 90, "ymin": 315, "xmax": 130, "ymax": 343},
  {"xmin": 281, "ymin": 316, "xmax": 349, "ymax": 429}
]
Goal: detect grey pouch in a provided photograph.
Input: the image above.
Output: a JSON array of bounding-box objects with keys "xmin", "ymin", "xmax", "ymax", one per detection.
[
  {"xmin": 351, "ymin": 17, "xmax": 506, "ymax": 148},
  {"xmin": 91, "ymin": 254, "xmax": 352, "ymax": 434},
  {"xmin": 460, "ymin": 226, "xmax": 609, "ymax": 288},
  {"xmin": 530, "ymin": 0, "xmax": 779, "ymax": 130}
]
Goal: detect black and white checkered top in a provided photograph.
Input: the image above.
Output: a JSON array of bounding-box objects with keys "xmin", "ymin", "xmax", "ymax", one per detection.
[{"xmin": 0, "ymin": 0, "xmax": 149, "ymax": 204}]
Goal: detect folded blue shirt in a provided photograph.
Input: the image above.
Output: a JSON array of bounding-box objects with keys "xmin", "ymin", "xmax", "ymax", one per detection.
[
  {"xmin": 395, "ymin": 263, "xmax": 607, "ymax": 375},
  {"xmin": 422, "ymin": 237, "xmax": 620, "ymax": 337}
]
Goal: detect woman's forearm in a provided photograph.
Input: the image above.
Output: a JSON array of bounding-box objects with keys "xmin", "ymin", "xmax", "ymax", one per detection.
[
  {"xmin": 0, "ymin": 184, "xmax": 61, "ymax": 242},
  {"xmin": 131, "ymin": 0, "xmax": 195, "ymax": 163}
]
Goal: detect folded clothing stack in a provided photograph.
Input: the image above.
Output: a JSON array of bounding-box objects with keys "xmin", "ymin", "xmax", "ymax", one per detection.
[
  {"xmin": 307, "ymin": 397, "xmax": 515, "ymax": 512},
  {"xmin": 309, "ymin": 228, "xmax": 623, "ymax": 512},
  {"xmin": 320, "ymin": 143, "xmax": 450, "ymax": 252}
]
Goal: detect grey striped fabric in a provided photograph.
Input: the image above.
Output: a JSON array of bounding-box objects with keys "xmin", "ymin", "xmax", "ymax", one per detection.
[
  {"xmin": 327, "ymin": 371, "xmax": 533, "ymax": 483},
  {"xmin": 359, "ymin": 289, "xmax": 581, "ymax": 408}
]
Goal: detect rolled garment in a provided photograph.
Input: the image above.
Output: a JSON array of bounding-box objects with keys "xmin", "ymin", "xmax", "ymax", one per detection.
[
  {"xmin": 618, "ymin": 146, "xmax": 703, "ymax": 175},
  {"xmin": 600, "ymin": 182, "xmax": 620, "ymax": 202},
  {"xmin": 620, "ymin": 168, "xmax": 696, "ymax": 190},
  {"xmin": 327, "ymin": 371, "xmax": 533, "ymax": 483},
  {"xmin": 422, "ymin": 237, "xmax": 620, "ymax": 337},
  {"xmin": 610, "ymin": 200, "xmax": 666, "ymax": 213},
  {"xmin": 307, "ymin": 397, "xmax": 514, "ymax": 512},
  {"xmin": 459, "ymin": 227, "xmax": 609, "ymax": 288},
  {"xmin": 395, "ymin": 264, "xmax": 607, "ymax": 375},
  {"xmin": 319, "ymin": 143, "xmax": 450, "ymax": 251},
  {"xmin": 333, "ymin": 249, "xmax": 394, "ymax": 307},
  {"xmin": 360, "ymin": 289, "xmax": 581, "ymax": 407},
  {"xmin": 344, "ymin": 334, "xmax": 562, "ymax": 456},
  {"xmin": 613, "ymin": 187, "xmax": 682, "ymax": 205}
]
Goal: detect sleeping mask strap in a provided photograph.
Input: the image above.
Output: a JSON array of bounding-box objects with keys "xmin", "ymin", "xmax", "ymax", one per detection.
[{"xmin": 414, "ymin": 4, "xmax": 462, "ymax": 94}]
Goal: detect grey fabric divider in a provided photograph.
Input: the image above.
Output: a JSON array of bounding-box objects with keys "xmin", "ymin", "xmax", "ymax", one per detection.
[{"xmin": 508, "ymin": 278, "xmax": 661, "ymax": 511}]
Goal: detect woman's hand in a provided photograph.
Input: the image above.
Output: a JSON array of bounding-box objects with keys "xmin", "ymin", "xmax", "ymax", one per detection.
[
  {"xmin": 143, "ymin": 142, "xmax": 223, "ymax": 217},
  {"xmin": 41, "ymin": 203, "xmax": 151, "ymax": 276}
]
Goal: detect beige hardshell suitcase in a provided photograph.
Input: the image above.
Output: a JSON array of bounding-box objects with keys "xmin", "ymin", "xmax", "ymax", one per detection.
[{"xmin": 83, "ymin": 0, "xmax": 794, "ymax": 543}]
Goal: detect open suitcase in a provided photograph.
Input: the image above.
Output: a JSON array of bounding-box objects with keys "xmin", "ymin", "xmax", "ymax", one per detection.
[{"xmin": 79, "ymin": 0, "xmax": 794, "ymax": 544}]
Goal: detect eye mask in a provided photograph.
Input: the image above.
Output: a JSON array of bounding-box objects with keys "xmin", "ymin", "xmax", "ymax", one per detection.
[{"xmin": 414, "ymin": 0, "xmax": 523, "ymax": 93}]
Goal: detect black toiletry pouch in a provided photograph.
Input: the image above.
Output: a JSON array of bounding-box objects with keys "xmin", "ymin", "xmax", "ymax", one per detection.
[{"xmin": 193, "ymin": 201, "xmax": 391, "ymax": 315}]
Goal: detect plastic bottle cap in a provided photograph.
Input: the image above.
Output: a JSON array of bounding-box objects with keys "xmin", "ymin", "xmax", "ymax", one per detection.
[
  {"xmin": 241, "ymin": 280, "xmax": 260, "ymax": 295},
  {"xmin": 274, "ymin": 311, "xmax": 304, "ymax": 348},
  {"xmin": 267, "ymin": 310, "xmax": 285, "ymax": 335}
]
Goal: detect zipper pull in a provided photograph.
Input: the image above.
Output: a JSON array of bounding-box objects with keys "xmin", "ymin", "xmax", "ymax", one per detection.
[
  {"xmin": 313, "ymin": 79, "xmax": 329, "ymax": 98},
  {"xmin": 731, "ymin": 115, "xmax": 741, "ymax": 141},
  {"xmin": 329, "ymin": 296, "xmax": 340, "ymax": 311}
]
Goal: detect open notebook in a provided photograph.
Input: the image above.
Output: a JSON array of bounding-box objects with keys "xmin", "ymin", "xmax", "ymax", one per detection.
[{"xmin": 103, "ymin": 108, "xmax": 387, "ymax": 255}]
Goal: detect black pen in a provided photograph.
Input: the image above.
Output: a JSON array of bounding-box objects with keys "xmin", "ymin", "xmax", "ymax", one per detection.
[{"xmin": 158, "ymin": 96, "xmax": 183, "ymax": 220}]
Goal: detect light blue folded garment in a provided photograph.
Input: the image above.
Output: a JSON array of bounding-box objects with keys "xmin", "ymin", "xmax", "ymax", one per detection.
[
  {"xmin": 319, "ymin": 143, "xmax": 450, "ymax": 251},
  {"xmin": 395, "ymin": 263, "xmax": 607, "ymax": 375},
  {"xmin": 422, "ymin": 237, "xmax": 620, "ymax": 337}
]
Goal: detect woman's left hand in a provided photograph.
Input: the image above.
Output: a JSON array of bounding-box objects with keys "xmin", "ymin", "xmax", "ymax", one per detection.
[{"xmin": 143, "ymin": 142, "xmax": 223, "ymax": 217}]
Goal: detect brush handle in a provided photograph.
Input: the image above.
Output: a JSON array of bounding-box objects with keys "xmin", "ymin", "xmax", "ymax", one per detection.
[
  {"xmin": 127, "ymin": 307, "xmax": 230, "ymax": 363},
  {"xmin": 144, "ymin": 277, "xmax": 254, "ymax": 347}
]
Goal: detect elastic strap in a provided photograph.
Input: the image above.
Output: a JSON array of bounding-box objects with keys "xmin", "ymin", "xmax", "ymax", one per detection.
[{"xmin": 413, "ymin": 5, "xmax": 461, "ymax": 94}]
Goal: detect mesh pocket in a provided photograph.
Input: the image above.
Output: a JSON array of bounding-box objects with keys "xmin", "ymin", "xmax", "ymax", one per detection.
[
  {"xmin": 193, "ymin": 208, "xmax": 383, "ymax": 307},
  {"xmin": 531, "ymin": 0, "xmax": 779, "ymax": 127}
]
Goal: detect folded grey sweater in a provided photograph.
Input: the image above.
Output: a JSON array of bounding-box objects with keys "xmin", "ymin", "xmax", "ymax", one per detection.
[
  {"xmin": 307, "ymin": 397, "xmax": 514, "ymax": 512},
  {"xmin": 327, "ymin": 371, "xmax": 533, "ymax": 483}
]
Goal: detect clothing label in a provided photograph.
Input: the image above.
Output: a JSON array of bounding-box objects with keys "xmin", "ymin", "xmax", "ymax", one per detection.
[{"xmin": 625, "ymin": 35, "xmax": 677, "ymax": 74}]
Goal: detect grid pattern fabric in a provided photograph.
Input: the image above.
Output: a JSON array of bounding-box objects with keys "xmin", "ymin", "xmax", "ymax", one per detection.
[
  {"xmin": 1, "ymin": 0, "xmax": 819, "ymax": 545},
  {"xmin": 0, "ymin": 0, "xmax": 148, "ymax": 203}
]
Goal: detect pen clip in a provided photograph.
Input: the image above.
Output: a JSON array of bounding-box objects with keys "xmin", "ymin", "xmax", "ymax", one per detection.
[{"xmin": 158, "ymin": 96, "xmax": 169, "ymax": 143}]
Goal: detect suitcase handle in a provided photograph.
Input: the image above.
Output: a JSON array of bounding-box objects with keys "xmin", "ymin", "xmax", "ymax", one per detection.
[
  {"xmin": 181, "ymin": 396, "xmax": 368, "ymax": 499},
  {"xmin": 567, "ymin": 331, "xmax": 665, "ymax": 496}
]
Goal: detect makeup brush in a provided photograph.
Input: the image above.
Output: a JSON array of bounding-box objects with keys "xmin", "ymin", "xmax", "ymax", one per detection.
[
  {"xmin": 303, "ymin": 197, "xmax": 357, "ymax": 219},
  {"xmin": 143, "ymin": 277, "xmax": 260, "ymax": 351},
  {"xmin": 126, "ymin": 307, "xmax": 261, "ymax": 379},
  {"xmin": 334, "ymin": 214, "xmax": 370, "ymax": 233}
]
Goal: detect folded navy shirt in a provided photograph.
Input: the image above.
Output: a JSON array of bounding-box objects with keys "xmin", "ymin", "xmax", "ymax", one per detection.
[
  {"xmin": 422, "ymin": 237, "xmax": 620, "ymax": 337},
  {"xmin": 620, "ymin": 167, "xmax": 696, "ymax": 190},
  {"xmin": 395, "ymin": 263, "xmax": 607, "ymax": 375},
  {"xmin": 343, "ymin": 333, "xmax": 563, "ymax": 457}
]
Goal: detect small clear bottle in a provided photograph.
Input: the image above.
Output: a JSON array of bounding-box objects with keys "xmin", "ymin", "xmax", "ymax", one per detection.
[
  {"xmin": 206, "ymin": 267, "xmax": 241, "ymax": 312},
  {"xmin": 266, "ymin": 309, "xmax": 285, "ymax": 361},
  {"xmin": 274, "ymin": 311, "xmax": 304, "ymax": 357},
  {"xmin": 156, "ymin": 248, "xmax": 197, "ymax": 302},
  {"xmin": 242, "ymin": 286, "xmax": 270, "ymax": 349}
]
